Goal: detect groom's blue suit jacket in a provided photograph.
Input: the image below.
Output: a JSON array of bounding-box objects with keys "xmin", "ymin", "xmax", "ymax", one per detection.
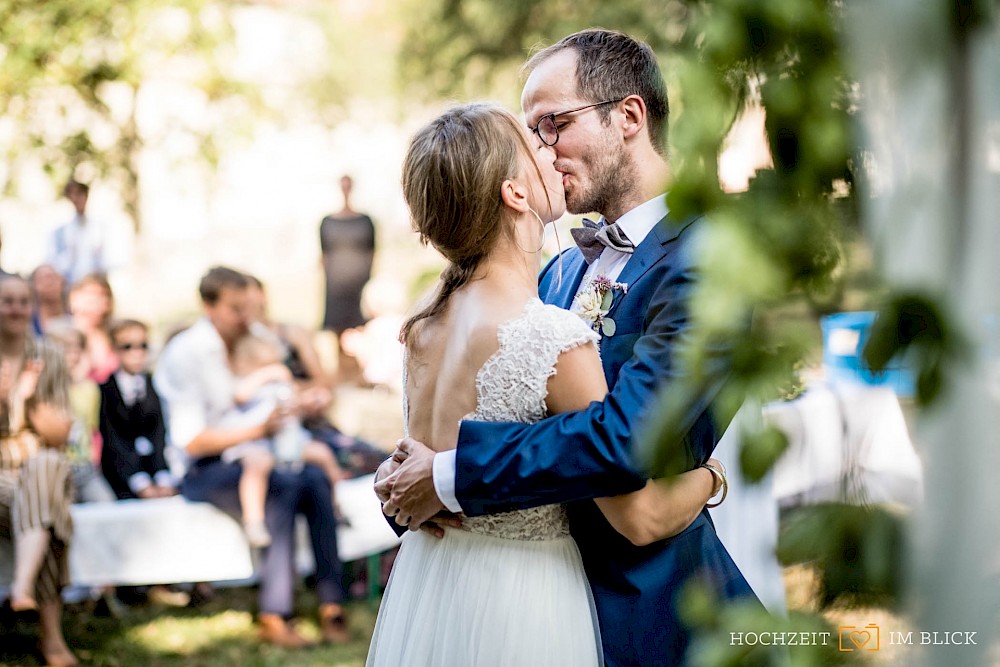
[{"xmin": 455, "ymin": 213, "xmax": 759, "ymax": 666}]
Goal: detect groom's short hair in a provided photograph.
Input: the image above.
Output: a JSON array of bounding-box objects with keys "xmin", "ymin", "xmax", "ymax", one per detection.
[{"xmin": 523, "ymin": 29, "xmax": 669, "ymax": 156}]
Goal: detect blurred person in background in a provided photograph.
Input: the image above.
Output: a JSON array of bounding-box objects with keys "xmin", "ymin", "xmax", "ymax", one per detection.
[
  {"xmin": 30, "ymin": 264, "xmax": 68, "ymax": 337},
  {"xmin": 64, "ymin": 274, "xmax": 118, "ymax": 384},
  {"xmin": 0, "ymin": 275, "xmax": 78, "ymax": 667},
  {"xmin": 224, "ymin": 332, "xmax": 346, "ymax": 548},
  {"xmin": 44, "ymin": 321, "xmax": 115, "ymax": 503},
  {"xmin": 154, "ymin": 266, "xmax": 349, "ymax": 647},
  {"xmin": 245, "ymin": 276, "xmax": 385, "ymax": 477},
  {"xmin": 319, "ymin": 175, "xmax": 376, "ymax": 385},
  {"xmin": 99, "ymin": 319, "xmax": 178, "ymax": 501},
  {"xmin": 46, "ymin": 180, "xmax": 110, "ymax": 287}
]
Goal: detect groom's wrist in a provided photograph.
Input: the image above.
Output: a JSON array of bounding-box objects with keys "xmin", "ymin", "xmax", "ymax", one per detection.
[{"xmin": 432, "ymin": 450, "xmax": 463, "ymax": 513}]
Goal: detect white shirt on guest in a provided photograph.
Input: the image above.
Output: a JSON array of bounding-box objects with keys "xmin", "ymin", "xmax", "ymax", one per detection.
[
  {"xmin": 431, "ymin": 195, "xmax": 668, "ymax": 513},
  {"xmin": 153, "ymin": 317, "xmax": 238, "ymax": 473},
  {"xmin": 45, "ymin": 214, "xmax": 110, "ymax": 285}
]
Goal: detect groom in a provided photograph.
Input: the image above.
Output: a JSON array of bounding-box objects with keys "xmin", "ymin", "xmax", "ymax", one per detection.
[{"xmin": 377, "ymin": 29, "xmax": 759, "ymax": 665}]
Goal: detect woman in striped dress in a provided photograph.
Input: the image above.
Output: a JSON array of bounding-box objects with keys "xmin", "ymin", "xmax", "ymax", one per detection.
[{"xmin": 1, "ymin": 274, "xmax": 77, "ymax": 667}]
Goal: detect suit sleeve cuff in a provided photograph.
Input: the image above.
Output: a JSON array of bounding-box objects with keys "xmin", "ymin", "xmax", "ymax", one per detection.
[{"xmin": 433, "ymin": 450, "xmax": 463, "ymax": 513}]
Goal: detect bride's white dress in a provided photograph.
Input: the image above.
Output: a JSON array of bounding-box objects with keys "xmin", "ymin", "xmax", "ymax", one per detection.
[{"xmin": 366, "ymin": 298, "xmax": 603, "ymax": 667}]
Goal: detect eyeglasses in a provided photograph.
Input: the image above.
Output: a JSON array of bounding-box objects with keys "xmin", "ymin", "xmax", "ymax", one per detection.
[
  {"xmin": 117, "ymin": 342, "xmax": 149, "ymax": 351},
  {"xmin": 529, "ymin": 98, "xmax": 625, "ymax": 147}
]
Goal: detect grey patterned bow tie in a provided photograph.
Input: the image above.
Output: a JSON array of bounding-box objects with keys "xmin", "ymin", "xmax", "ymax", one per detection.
[{"xmin": 570, "ymin": 218, "xmax": 636, "ymax": 264}]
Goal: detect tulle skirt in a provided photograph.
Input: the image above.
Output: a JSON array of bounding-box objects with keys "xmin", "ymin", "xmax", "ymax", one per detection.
[{"xmin": 366, "ymin": 527, "xmax": 602, "ymax": 667}]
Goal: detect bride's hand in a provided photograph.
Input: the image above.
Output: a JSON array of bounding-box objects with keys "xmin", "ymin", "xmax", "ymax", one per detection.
[{"xmin": 418, "ymin": 511, "xmax": 464, "ymax": 539}]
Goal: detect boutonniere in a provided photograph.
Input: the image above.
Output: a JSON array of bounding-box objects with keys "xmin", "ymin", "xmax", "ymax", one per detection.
[{"xmin": 572, "ymin": 274, "xmax": 628, "ymax": 336}]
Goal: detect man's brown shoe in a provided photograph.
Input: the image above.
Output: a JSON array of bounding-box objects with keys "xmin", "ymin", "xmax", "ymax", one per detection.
[
  {"xmin": 257, "ymin": 613, "xmax": 317, "ymax": 648},
  {"xmin": 319, "ymin": 604, "xmax": 350, "ymax": 644}
]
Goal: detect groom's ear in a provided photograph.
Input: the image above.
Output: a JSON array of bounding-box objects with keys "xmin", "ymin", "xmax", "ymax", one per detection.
[
  {"xmin": 620, "ymin": 95, "xmax": 647, "ymax": 142},
  {"xmin": 500, "ymin": 178, "xmax": 530, "ymax": 213}
]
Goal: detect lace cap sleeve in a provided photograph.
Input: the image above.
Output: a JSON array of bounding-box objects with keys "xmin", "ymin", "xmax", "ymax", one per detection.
[
  {"xmin": 470, "ymin": 300, "xmax": 600, "ymax": 424},
  {"xmin": 514, "ymin": 301, "xmax": 601, "ymax": 364}
]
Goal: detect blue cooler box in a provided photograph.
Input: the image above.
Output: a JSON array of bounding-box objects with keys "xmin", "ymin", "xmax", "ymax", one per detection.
[{"xmin": 820, "ymin": 311, "xmax": 915, "ymax": 397}]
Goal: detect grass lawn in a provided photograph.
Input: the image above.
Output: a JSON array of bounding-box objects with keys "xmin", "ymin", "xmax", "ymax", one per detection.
[{"xmin": 0, "ymin": 585, "xmax": 379, "ymax": 667}]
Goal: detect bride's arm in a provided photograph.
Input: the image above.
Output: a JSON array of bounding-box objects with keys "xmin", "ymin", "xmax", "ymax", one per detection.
[{"xmin": 547, "ymin": 343, "xmax": 718, "ymax": 546}]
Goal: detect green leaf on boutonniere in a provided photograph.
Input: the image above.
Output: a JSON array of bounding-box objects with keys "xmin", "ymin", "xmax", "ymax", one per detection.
[
  {"xmin": 601, "ymin": 291, "xmax": 613, "ymax": 310},
  {"xmin": 601, "ymin": 318, "xmax": 616, "ymax": 336}
]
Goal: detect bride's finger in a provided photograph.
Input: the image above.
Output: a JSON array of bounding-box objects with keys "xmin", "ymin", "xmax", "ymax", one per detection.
[{"xmin": 419, "ymin": 522, "xmax": 446, "ymax": 539}]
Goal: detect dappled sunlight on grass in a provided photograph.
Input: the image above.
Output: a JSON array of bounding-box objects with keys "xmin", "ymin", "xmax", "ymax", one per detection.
[{"xmin": 126, "ymin": 609, "xmax": 254, "ymax": 655}]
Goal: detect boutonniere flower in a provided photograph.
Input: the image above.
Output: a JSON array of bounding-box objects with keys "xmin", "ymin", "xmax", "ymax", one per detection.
[{"xmin": 572, "ymin": 274, "xmax": 628, "ymax": 336}]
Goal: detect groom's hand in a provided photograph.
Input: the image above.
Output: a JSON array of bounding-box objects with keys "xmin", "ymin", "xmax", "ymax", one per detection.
[
  {"xmin": 375, "ymin": 437, "xmax": 445, "ymax": 530},
  {"xmin": 373, "ymin": 444, "xmax": 407, "ymax": 501}
]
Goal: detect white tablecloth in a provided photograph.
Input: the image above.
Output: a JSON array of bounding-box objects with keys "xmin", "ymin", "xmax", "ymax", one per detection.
[
  {"xmin": 1, "ymin": 474, "xmax": 400, "ymax": 589},
  {"xmin": 766, "ymin": 383, "xmax": 924, "ymax": 508}
]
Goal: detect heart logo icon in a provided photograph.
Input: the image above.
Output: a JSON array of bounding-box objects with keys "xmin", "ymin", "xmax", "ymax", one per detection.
[{"xmin": 850, "ymin": 630, "xmax": 871, "ymax": 649}]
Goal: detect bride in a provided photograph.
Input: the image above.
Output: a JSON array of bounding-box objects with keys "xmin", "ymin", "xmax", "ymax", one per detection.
[{"xmin": 366, "ymin": 103, "xmax": 722, "ymax": 666}]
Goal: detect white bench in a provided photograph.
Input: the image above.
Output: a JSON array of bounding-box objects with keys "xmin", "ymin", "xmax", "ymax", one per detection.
[{"xmin": 0, "ymin": 474, "xmax": 399, "ymax": 599}]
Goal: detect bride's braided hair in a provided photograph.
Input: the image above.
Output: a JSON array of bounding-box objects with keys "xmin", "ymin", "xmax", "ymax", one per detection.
[{"xmin": 399, "ymin": 103, "xmax": 547, "ymax": 346}]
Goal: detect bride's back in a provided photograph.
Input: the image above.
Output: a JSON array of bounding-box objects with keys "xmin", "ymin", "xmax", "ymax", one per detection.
[{"xmin": 404, "ymin": 284, "xmax": 531, "ymax": 453}]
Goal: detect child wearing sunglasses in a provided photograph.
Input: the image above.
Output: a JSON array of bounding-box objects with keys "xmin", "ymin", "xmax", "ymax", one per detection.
[{"xmin": 98, "ymin": 319, "xmax": 178, "ymax": 500}]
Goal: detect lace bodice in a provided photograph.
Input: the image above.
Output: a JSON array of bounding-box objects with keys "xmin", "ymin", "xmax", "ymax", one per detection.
[{"xmin": 403, "ymin": 298, "xmax": 599, "ymax": 541}]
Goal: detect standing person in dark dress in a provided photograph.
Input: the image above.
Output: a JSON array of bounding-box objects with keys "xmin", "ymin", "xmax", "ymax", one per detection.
[{"xmin": 319, "ymin": 175, "xmax": 375, "ymax": 385}]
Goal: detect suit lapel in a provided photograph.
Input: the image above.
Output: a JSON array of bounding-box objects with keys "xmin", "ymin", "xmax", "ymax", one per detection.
[
  {"xmin": 545, "ymin": 250, "xmax": 589, "ymax": 309},
  {"xmin": 606, "ymin": 213, "xmax": 698, "ymax": 319}
]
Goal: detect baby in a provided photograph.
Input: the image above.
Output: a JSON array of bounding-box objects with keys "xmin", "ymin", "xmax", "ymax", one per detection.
[{"xmin": 227, "ymin": 333, "xmax": 345, "ymax": 548}]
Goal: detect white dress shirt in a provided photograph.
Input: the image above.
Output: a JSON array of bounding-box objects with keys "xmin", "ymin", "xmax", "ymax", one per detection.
[
  {"xmin": 114, "ymin": 370, "xmax": 147, "ymax": 407},
  {"xmin": 153, "ymin": 318, "xmax": 238, "ymax": 474},
  {"xmin": 45, "ymin": 214, "xmax": 110, "ymax": 285},
  {"xmin": 432, "ymin": 195, "xmax": 668, "ymax": 513}
]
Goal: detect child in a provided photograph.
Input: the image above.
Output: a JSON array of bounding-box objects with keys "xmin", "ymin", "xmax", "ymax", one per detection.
[
  {"xmin": 45, "ymin": 322, "xmax": 116, "ymax": 503},
  {"xmin": 98, "ymin": 319, "xmax": 178, "ymax": 500},
  {"xmin": 226, "ymin": 333, "xmax": 345, "ymax": 548}
]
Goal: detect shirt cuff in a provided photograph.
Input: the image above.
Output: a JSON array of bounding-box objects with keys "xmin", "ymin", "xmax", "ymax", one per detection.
[
  {"xmin": 128, "ymin": 472, "xmax": 153, "ymax": 494},
  {"xmin": 432, "ymin": 450, "xmax": 463, "ymax": 513}
]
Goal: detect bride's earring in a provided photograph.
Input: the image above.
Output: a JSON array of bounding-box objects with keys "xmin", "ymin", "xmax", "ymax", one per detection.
[
  {"xmin": 529, "ymin": 206, "xmax": 563, "ymax": 287},
  {"xmin": 519, "ymin": 208, "xmax": 546, "ymax": 254}
]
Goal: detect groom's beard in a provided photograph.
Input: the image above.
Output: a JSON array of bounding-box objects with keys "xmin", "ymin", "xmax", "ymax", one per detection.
[{"xmin": 566, "ymin": 137, "xmax": 637, "ymax": 221}]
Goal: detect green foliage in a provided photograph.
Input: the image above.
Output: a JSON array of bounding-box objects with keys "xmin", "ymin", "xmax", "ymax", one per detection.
[
  {"xmin": 738, "ymin": 425, "xmax": 788, "ymax": 483},
  {"xmin": 0, "ymin": 0, "xmax": 253, "ymax": 231},
  {"xmin": 863, "ymin": 292, "xmax": 964, "ymax": 406},
  {"xmin": 396, "ymin": 0, "xmax": 689, "ymax": 101},
  {"xmin": 778, "ymin": 504, "xmax": 906, "ymax": 610}
]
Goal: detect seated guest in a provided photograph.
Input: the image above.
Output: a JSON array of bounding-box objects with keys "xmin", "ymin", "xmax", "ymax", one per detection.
[
  {"xmin": 223, "ymin": 333, "xmax": 346, "ymax": 547},
  {"xmin": 0, "ymin": 275, "xmax": 78, "ymax": 667},
  {"xmin": 245, "ymin": 276, "xmax": 385, "ymax": 477},
  {"xmin": 66, "ymin": 274, "xmax": 117, "ymax": 384},
  {"xmin": 45, "ymin": 322, "xmax": 115, "ymax": 503},
  {"xmin": 154, "ymin": 267, "xmax": 349, "ymax": 647},
  {"xmin": 30, "ymin": 264, "xmax": 68, "ymax": 337},
  {"xmin": 99, "ymin": 319, "xmax": 177, "ymax": 500}
]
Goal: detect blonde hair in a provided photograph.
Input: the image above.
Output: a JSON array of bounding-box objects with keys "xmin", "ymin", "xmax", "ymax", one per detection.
[
  {"xmin": 399, "ymin": 103, "xmax": 548, "ymax": 345},
  {"xmin": 0, "ymin": 338, "xmax": 70, "ymax": 438},
  {"xmin": 231, "ymin": 334, "xmax": 283, "ymax": 375}
]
